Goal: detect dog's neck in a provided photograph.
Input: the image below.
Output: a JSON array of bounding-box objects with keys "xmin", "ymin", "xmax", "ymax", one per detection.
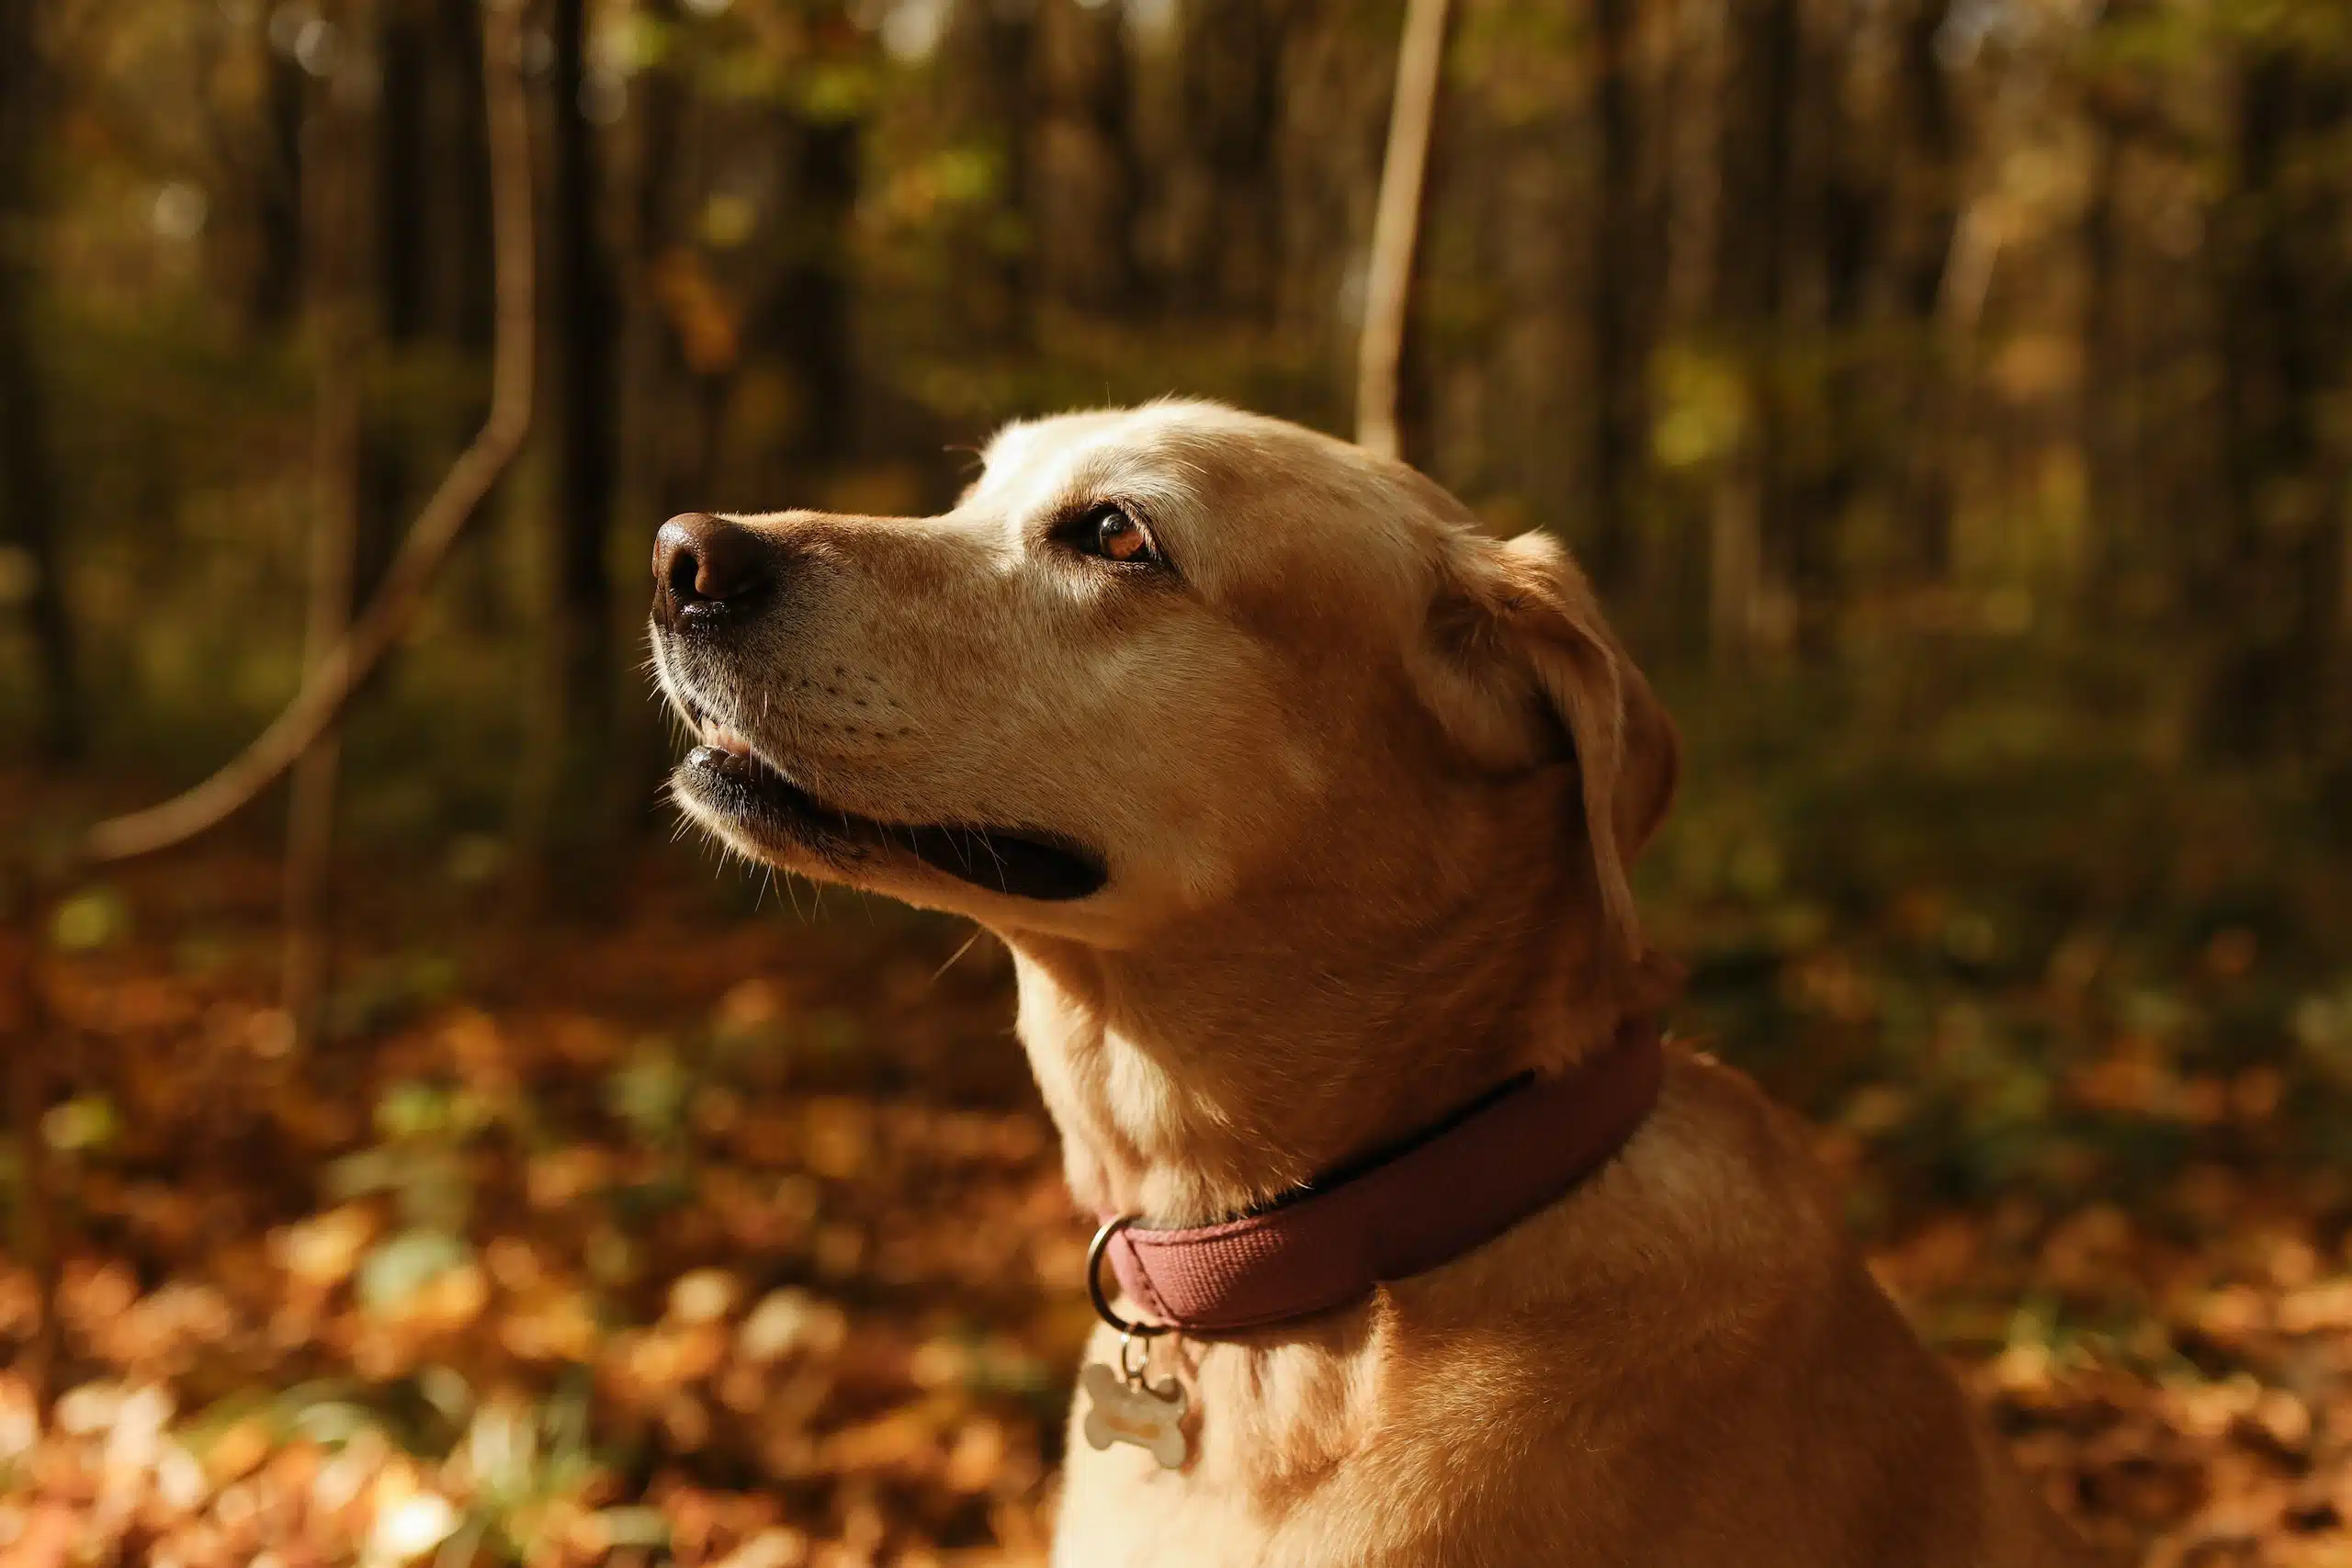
[{"xmin": 1002, "ymin": 797, "xmax": 1665, "ymax": 1227}]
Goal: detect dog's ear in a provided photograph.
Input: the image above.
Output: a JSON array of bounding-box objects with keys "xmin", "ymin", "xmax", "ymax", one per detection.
[{"xmin": 1416, "ymin": 529, "xmax": 1679, "ymax": 957}]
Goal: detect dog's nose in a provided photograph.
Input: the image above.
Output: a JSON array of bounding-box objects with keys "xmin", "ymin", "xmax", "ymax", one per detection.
[{"xmin": 654, "ymin": 513, "xmax": 771, "ymax": 615}]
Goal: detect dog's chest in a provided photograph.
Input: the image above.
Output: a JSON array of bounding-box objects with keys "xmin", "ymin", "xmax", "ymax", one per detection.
[
  {"xmin": 1047, "ymin": 1328, "xmax": 1477, "ymax": 1568},
  {"xmin": 1051, "ymin": 1437, "xmax": 1423, "ymax": 1568}
]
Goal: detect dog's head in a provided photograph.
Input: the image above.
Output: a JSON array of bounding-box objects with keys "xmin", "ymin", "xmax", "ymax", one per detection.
[{"xmin": 649, "ymin": 400, "xmax": 1676, "ymax": 966}]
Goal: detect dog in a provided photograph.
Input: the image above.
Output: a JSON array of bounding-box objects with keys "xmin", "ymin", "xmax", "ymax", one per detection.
[{"xmin": 649, "ymin": 400, "xmax": 2088, "ymax": 1568}]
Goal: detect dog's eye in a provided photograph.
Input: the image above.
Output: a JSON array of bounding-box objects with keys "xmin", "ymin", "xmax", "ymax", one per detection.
[{"xmin": 1064, "ymin": 503, "xmax": 1163, "ymax": 568}]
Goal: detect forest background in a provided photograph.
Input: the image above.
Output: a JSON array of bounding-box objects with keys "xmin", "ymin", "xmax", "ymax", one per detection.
[{"xmin": 5, "ymin": 0, "xmax": 2352, "ymax": 1563}]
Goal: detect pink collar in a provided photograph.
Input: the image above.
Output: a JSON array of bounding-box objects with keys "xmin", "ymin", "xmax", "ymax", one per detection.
[{"xmin": 1091, "ymin": 1020, "xmax": 1667, "ymax": 1336}]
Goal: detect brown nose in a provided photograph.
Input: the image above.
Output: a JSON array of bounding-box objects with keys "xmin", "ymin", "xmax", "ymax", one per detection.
[{"xmin": 653, "ymin": 512, "xmax": 772, "ymax": 616}]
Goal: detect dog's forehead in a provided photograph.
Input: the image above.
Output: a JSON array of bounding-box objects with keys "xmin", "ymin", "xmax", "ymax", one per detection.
[
  {"xmin": 973, "ymin": 403, "xmax": 1438, "ymax": 565},
  {"xmin": 975, "ymin": 405, "xmax": 1229, "ymax": 514}
]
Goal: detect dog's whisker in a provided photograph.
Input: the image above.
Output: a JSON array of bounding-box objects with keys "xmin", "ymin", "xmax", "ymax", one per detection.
[{"xmin": 928, "ymin": 926, "xmax": 984, "ymax": 987}]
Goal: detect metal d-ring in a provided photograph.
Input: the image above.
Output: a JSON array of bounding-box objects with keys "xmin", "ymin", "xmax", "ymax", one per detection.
[{"xmin": 1086, "ymin": 1215, "xmax": 1169, "ymax": 1338}]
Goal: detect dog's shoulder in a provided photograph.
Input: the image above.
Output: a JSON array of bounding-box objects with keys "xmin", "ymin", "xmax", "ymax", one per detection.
[{"xmin": 1608, "ymin": 1042, "xmax": 1852, "ymax": 1271}]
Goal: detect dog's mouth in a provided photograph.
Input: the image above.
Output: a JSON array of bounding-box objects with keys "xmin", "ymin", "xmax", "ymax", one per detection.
[{"xmin": 672, "ymin": 702, "xmax": 1108, "ymax": 903}]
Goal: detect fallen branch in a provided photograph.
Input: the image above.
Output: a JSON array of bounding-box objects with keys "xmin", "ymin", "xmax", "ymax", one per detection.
[
  {"xmin": 1356, "ymin": 0, "xmax": 1453, "ymax": 461},
  {"xmin": 87, "ymin": 0, "xmax": 537, "ymax": 864}
]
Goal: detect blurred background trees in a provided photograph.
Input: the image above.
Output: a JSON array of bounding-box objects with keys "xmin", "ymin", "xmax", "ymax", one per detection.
[{"xmin": 3, "ymin": 0, "xmax": 2347, "ymax": 814}]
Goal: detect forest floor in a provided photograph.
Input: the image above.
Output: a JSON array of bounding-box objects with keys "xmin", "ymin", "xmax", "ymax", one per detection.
[{"xmin": 5, "ymin": 811, "xmax": 2352, "ymax": 1567}]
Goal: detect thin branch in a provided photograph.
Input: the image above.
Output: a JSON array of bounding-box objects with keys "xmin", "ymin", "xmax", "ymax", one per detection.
[
  {"xmin": 1356, "ymin": 0, "xmax": 1453, "ymax": 461},
  {"xmin": 86, "ymin": 0, "xmax": 537, "ymax": 865}
]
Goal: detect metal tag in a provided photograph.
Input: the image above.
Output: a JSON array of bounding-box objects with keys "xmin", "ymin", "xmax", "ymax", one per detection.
[{"xmin": 1080, "ymin": 1360, "xmax": 1189, "ymax": 1470}]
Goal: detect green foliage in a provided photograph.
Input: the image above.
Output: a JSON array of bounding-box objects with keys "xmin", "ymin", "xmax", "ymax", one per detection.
[{"xmin": 49, "ymin": 886, "xmax": 131, "ymax": 953}]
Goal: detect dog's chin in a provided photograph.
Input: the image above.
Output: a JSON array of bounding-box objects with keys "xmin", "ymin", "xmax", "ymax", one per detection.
[{"xmin": 670, "ymin": 747, "xmax": 1109, "ymax": 905}]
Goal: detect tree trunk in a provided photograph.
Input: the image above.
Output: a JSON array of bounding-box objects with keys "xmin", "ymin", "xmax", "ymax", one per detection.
[
  {"xmin": 773, "ymin": 116, "xmax": 859, "ymax": 479},
  {"xmin": 1795, "ymin": 25, "xmax": 1876, "ymax": 654},
  {"xmin": 0, "ymin": 0, "xmax": 79, "ymax": 762},
  {"xmin": 253, "ymin": 36, "xmax": 309, "ymax": 331},
  {"xmin": 622, "ymin": 0, "xmax": 702, "ymax": 515},
  {"xmin": 1587, "ymin": 0, "xmax": 1644, "ymax": 596},
  {"xmin": 1032, "ymin": 0, "xmax": 1141, "ymax": 317},
  {"xmin": 552, "ymin": 0, "xmax": 614, "ymax": 706},
  {"xmin": 284, "ymin": 0, "xmax": 379, "ymax": 1045},
  {"xmin": 2338, "ymin": 492, "xmax": 2352, "ymax": 767},
  {"xmin": 1169, "ymin": 0, "xmax": 1283, "ymax": 318},
  {"xmin": 517, "ymin": 0, "xmax": 618, "ymax": 906},
  {"xmin": 2202, "ymin": 44, "xmax": 2350, "ymax": 762},
  {"xmin": 2077, "ymin": 108, "xmax": 2129, "ymax": 614},
  {"xmin": 378, "ymin": 0, "xmax": 431, "ymax": 344},
  {"xmin": 1709, "ymin": 0, "xmax": 1803, "ymax": 658},
  {"xmin": 1897, "ymin": 0, "xmax": 1960, "ymax": 582},
  {"xmin": 939, "ymin": 0, "xmax": 1035, "ymax": 344}
]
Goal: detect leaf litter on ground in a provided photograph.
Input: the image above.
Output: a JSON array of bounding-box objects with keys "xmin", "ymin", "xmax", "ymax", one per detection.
[{"xmin": 2, "ymin": 829, "xmax": 2350, "ymax": 1568}]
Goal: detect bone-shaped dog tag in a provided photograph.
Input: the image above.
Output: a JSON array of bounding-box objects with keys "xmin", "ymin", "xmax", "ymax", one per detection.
[{"xmin": 1080, "ymin": 1361, "xmax": 1189, "ymax": 1469}]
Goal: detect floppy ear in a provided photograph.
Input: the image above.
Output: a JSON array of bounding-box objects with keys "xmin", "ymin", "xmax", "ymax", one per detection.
[{"xmin": 1418, "ymin": 530, "xmax": 1679, "ymax": 958}]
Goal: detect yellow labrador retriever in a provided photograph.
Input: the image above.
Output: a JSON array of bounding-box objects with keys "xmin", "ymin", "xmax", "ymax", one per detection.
[{"xmin": 648, "ymin": 401, "xmax": 2086, "ymax": 1568}]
